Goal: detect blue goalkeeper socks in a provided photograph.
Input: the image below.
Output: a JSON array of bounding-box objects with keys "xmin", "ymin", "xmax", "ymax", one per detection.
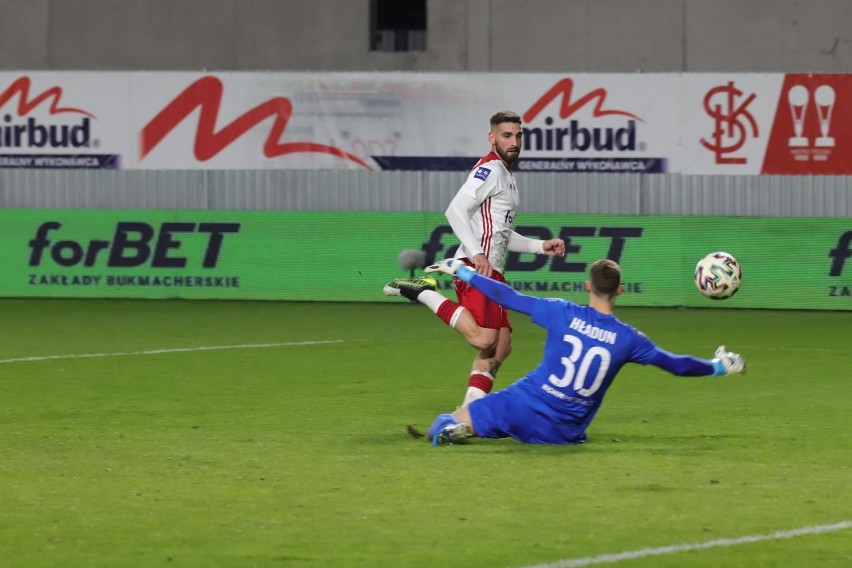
[{"xmin": 428, "ymin": 413, "xmax": 458, "ymax": 440}]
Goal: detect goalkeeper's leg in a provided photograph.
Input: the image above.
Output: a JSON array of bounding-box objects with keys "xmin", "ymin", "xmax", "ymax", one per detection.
[{"xmin": 428, "ymin": 406, "xmax": 476, "ymax": 446}]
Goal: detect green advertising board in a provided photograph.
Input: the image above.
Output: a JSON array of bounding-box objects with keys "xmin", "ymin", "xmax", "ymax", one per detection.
[{"xmin": 1, "ymin": 209, "xmax": 850, "ymax": 310}]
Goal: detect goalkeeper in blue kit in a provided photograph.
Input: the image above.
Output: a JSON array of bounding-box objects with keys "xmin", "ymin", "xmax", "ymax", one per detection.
[{"xmin": 414, "ymin": 258, "xmax": 747, "ymax": 446}]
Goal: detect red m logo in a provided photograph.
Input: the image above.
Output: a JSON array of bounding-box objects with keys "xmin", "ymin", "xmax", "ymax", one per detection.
[
  {"xmin": 523, "ymin": 78, "xmax": 642, "ymax": 123},
  {"xmin": 139, "ymin": 76, "xmax": 370, "ymax": 168},
  {"xmin": 0, "ymin": 76, "xmax": 95, "ymax": 118}
]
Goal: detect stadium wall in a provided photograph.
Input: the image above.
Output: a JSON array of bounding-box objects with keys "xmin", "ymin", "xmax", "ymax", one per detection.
[{"xmin": 1, "ymin": 170, "xmax": 851, "ymax": 218}]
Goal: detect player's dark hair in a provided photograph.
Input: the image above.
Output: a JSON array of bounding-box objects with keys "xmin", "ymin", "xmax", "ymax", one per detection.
[
  {"xmin": 590, "ymin": 259, "xmax": 621, "ymax": 298},
  {"xmin": 490, "ymin": 110, "xmax": 522, "ymax": 127}
]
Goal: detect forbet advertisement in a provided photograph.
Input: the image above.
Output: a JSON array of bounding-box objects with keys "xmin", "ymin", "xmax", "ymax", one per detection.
[
  {"xmin": 1, "ymin": 209, "xmax": 849, "ymax": 310},
  {"xmin": 0, "ymin": 72, "xmax": 850, "ymax": 174}
]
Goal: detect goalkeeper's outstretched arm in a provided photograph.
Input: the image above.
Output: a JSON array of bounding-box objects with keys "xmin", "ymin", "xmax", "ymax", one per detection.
[
  {"xmin": 649, "ymin": 348, "xmax": 715, "ymax": 376},
  {"xmin": 649, "ymin": 346, "xmax": 746, "ymax": 377}
]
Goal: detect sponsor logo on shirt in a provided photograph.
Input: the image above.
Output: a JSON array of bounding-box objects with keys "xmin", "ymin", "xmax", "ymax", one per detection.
[{"xmin": 473, "ymin": 166, "xmax": 491, "ymax": 181}]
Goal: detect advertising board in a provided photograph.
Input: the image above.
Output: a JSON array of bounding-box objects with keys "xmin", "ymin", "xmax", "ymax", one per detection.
[
  {"xmin": 2, "ymin": 209, "xmax": 849, "ymax": 310},
  {"xmin": 2, "ymin": 72, "xmax": 849, "ymax": 174}
]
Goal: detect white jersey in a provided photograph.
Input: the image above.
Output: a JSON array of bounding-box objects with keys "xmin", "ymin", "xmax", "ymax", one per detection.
[{"xmin": 447, "ymin": 151, "xmax": 519, "ymax": 273}]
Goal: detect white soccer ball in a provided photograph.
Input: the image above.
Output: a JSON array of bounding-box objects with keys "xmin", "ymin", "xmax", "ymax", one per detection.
[{"xmin": 694, "ymin": 252, "xmax": 742, "ymax": 300}]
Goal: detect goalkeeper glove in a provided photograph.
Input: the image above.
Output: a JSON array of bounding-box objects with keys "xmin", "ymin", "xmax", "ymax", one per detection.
[
  {"xmin": 711, "ymin": 345, "xmax": 746, "ymax": 376},
  {"xmin": 425, "ymin": 259, "xmax": 475, "ymax": 282}
]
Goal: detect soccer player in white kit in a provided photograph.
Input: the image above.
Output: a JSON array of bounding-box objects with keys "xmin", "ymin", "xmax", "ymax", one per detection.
[{"xmin": 385, "ymin": 111, "xmax": 566, "ymax": 407}]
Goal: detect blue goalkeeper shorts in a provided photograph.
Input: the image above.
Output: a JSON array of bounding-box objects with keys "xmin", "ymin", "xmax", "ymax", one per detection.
[{"xmin": 468, "ymin": 381, "xmax": 588, "ymax": 445}]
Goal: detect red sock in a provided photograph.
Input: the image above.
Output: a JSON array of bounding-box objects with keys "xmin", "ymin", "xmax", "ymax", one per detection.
[
  {"xmin": 435, "ymin": 299, "xmax": 461, "ymax": 326},
  {"xmin": 468, "ymin": 372, "xmax": 494, "ymax": 394}
]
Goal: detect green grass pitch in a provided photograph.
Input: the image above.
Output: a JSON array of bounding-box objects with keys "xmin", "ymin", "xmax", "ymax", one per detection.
[{"xmin": 0, "ymin": 298, "xmax": 850, "ymax": 567}]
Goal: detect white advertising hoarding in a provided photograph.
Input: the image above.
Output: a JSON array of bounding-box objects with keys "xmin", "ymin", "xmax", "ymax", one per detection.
[{"xmin": 1, "ymin": 71, "xmax": 849, "ymax": 174}]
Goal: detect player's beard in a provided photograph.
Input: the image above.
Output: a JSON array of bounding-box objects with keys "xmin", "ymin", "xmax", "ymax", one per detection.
[{"xmin": 495, "ymin": 145, "xmax": 520, "ymax": 165}]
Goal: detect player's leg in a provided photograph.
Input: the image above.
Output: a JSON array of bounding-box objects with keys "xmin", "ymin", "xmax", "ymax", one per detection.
[
  {"xmin": 384, "ymin": 271, "xmax": 507, "ymax": 405},
  {"xmin": 448, "ymin": 310, "xmax": 499, "ymax": 350},
  {"xmin": 428, "ymin": 405, "xmax": 476, "ymax": 446},
  {"xmin": 383, "ymin": 276, "xmax": 498, "ymax": 350},
  {"xmin": 431, "ymin": 387, "xmax": 537, "ymax": 446},
  {"xmin": 462, "ymin": 326, "xmax": 511, "ymax": 406},
  {"xmin": 383, "ymin": 276, "xmax": 438, "ymax": 299},
  {"xmin": 452, "ymin": 273, "xmax": 512, "ymax": 405}
]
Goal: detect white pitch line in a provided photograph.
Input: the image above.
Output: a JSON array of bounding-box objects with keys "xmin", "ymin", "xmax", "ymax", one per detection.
[
  {"xmin": 521, "ymin": 520, "xmax": 852, "ymax": 568},
  {"xmin": 0, "ymin": 340, "xmax": 344, "ymax": 365}
]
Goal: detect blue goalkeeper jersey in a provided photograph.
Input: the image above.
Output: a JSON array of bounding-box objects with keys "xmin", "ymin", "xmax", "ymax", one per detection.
[
  {"xmin": 467, "ymin": 274, "xmax": 716, "ymax": 438},
  {"xmin": 523, "ymin": 298, "xmax": 657, "ymax": 431}
]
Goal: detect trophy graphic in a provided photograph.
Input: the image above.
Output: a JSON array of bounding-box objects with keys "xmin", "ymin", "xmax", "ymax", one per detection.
[
  {"xmin": 787, "ymin": 85, "xmax": 809, "ymax": 147},
  {"xmin": 814, "ymin": 85, "xmax": 836, "ymax": 147}
]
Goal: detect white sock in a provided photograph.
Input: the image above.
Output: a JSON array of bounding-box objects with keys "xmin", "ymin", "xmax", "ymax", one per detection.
[
  {"xmin": 417, "ymin": 290, "xmax": 447, "ymax": 312},
  {"xmin": 462, "ymin": 387, "xmax": 488, "ymax": 407}
]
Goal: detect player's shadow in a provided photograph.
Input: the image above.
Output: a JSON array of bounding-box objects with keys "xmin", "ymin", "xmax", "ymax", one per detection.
[{"xmin": 359, "ymin": 427, "xmax": 746, "ymax": 456}]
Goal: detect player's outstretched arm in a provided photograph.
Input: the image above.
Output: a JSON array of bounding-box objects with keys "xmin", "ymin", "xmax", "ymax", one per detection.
[
  {"xmin": 507, "ymin": 231, "xmax": 565, "ymax": 258},
  {"xmin": 649, "ymin": 346, "xmax": 746, "ymax": 377},
  {"xmin": 506, "ymin": 231, "xmax": 565, "ymax": 258},
  {"xmin": 426, "ymin": 259, "xmax": 538, "ymax": 315}
]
